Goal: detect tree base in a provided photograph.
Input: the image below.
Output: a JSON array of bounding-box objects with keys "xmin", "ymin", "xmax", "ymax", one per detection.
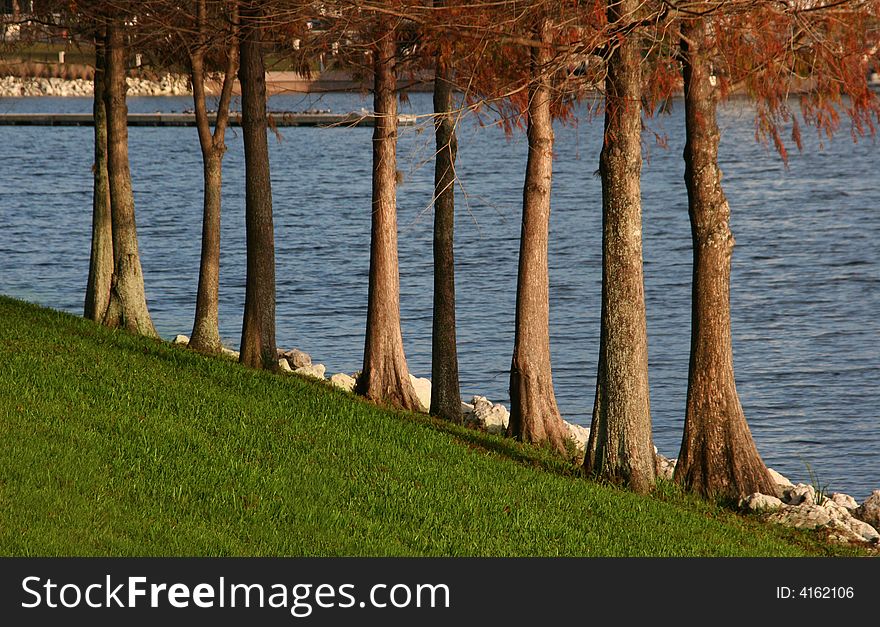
[{"xmin": 356, "ymin": 366, "xmax": 422, "ymax": 412}]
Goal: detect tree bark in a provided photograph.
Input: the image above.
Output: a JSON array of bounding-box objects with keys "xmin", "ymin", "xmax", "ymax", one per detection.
[
  {"xmin": 190, "ymin": 149, "xmax": 223, "ymax": 353},
  {"xmin": 674, "ymin": 17, "xmax": 775, "ymax": 499},
  {"xmin": 84, "ymin": 28, "xmax": 112, "ymax": 322},
  {"xmin": 507, "ymin": 17, "xmax": 570, "ymax": 455},
  {"xmin": 585, "ymin": 0, "xmax": 655, "ymax": 493},
  {"xmin": 101, "ymin": 17, "xmax": 158, "ymax": 338},
  {"xmin": 189, "ymin": 0, "xmax": 238, "ymax": 354},
  {"xmin": 356, "ymin": 16, "xmax": 421, "ymax": 411},
  {"xmin": 238, "ymin": 3, "xmax": 277, "ymax": 370},
  {"xmin": 429, "ymin": 12, "xmax": 462, "ymax": 423}
]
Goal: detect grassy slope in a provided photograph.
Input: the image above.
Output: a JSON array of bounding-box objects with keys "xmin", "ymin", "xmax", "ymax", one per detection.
[{"xmin": 0, "ymin": 296, "xmax": 860, "ymax": 556}]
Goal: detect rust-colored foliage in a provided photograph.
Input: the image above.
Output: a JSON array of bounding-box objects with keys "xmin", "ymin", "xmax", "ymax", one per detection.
[
  {"xmin": 710, "ymin": 2, "xmax": 880, "ymax": 159},
  {"xmin": 415, "ymin": 0, "xmax": 607, "ymax": 134}
]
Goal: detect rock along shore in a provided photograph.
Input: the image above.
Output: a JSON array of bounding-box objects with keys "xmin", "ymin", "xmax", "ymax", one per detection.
[
  {"xmin": 0, "ymin": 70, "xmax": 432, "ymax": 98},
  {"xmin": 170, "ymin": 333, "xmax": 880, "ymax": 548},
  {"xmin": 0, "ymin": 75, "xmax": 191, "ymax": 97}
]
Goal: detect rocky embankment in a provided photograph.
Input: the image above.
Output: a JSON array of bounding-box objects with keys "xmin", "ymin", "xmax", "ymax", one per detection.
[
  {"xmin": 0, "ymin": 75, "xmax": 191, "ymax": 97},
  {"xmin": 171, "ymin": 334, "xmax": 880, "ymax": 548},
  {"xmin": 739, "ymin": 481, "xmax": 880, "ymax": 545}
]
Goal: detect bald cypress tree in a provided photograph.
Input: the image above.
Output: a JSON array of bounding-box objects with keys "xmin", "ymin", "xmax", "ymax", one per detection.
[
  {"xmin": 238, "ymin": 1, "xmax": 277, "ymax": 370},
  {"xmin": 356, "ymin": 14, "xmax": 422, "ymax": 411},
  {"xmin": 507, "ymin": 14, "xmax": 570, "ymax": 455},
  {"xmin": 101, "ymin": 15, "xmax": 157, "ymax": 338},
  {"xmin": 585, "ymin": 0, "xmax": 655, "ymax": 493},
  {"xmin": 673, "ymin": 14, "xmax": 776, "ymax": 499}
]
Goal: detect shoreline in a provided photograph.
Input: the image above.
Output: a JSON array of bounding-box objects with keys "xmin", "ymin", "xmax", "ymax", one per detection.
[
  {"xmin": 2, "ymin": 71, "xmax": 876, "ymax": 99},
  {"xmin": 0, "ymin": 71, "xmax": 432, "ymax": 98}
]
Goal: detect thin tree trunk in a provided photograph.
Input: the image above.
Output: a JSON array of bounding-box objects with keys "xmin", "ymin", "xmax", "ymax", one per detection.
[
  {"xmin": 585, "ymin": 0, "xmax": 655, "ymax": 493},
  {"xmin": 190, "ymin": 150, "xmax": 223, "ymax": 352},
  {"xmin": 674, "ymin": 17, "xmax": 775, "ymax": 499},
  {"xmin": 84, "ymin": 28, "xmax": 112, "ymax": 322},
  {"xmin": 189, "ymin": 0, "xmax": 238, "ymax": 354},
  {"xmin": 356, "ymin": 16, "xmax": 421, "ymax": 411},
  {"xmin": 101, "ymin": 17, "xmax": 157, "ymax": 338},
  {"xmin": 429, "ymin": 12, "xmax": 462, "ymax": 422},
  {"xmin": 238, "ymin": 3, "xmax": 276, "ymax": 370},
  {"xmin": 507, "ymin": 16, "xmax": 570, "ymax": 455}
]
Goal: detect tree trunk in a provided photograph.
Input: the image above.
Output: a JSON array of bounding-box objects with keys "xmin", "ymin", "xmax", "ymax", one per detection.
[
  {"xmin": 101, "ymin": 18, "xmax": 157, "ymax": 338},
  {"xmin": 507, "ymin": 17, "xmax": 570, "ymax": 455},
  {"xmin": 189, "ymin": 0, "xmax": 238, "ymax": 354},
  {"xmin": 585, "ymin": 0, "xmax": 655, "ymax": 493},
  {"xmin": 190, "ymin": 150, "xmax": 223, "ymax": 353},
  {"xmin": 356, "ymin": 16, "xmax": 421, "ymax": 411},
  {"xmin": 674, "ymin": 18, "xmax": 775, "ymax": 499},
  {"xmin": 238, "ymin": 4, "xmax": 277, "ymax": 370},
  {"xmin": 429, "ymin": 16, "xmax": 462, "ymax": 422},
  {"xmin": 84, "ymin": 29, "xmax": 112, "ymax": 322}
]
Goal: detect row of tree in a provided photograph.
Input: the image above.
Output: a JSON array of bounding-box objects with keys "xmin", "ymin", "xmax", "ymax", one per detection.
[{"xmin": 14, "ymin": 1, "xmax": 879, "ymax": 499}]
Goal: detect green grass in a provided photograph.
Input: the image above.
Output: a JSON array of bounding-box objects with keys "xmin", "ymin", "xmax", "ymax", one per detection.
[{"xmin": 0, "ymin": 296, "xmax": 864, "ymax": 556}]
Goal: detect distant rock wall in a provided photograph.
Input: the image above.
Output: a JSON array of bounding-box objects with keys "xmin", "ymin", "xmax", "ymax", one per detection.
[{"xmin": 0, "ymin": 75, "xmax": 191, "ymax": 97}]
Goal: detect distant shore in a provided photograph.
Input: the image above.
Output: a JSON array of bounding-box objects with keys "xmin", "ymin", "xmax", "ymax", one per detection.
[
  {"xmin": 2, "ymin": 68, "xmax": 876, "ymax": 99},
  {"xmin": 210, "ymin": 70, "xmax": 433, "ymax": 95},
  {"xmin": 0, "ymin": 71, "xmax": 432, "ymax": 98}
]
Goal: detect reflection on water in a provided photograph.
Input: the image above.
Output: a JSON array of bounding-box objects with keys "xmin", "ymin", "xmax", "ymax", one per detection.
[{"xmin": 0, "ymin": 93, "xmax": 877, "ymax": 499}]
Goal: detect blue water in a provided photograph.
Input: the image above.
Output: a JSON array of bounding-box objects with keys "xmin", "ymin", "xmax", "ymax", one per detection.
[{"xmin": 0, "ymin": 92, "xmax": 877, "ymax": 500}]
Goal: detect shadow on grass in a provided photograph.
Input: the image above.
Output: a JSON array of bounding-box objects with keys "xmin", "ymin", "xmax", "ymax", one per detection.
[{"xmin": 410, "ymin": 413, "xmax": 583, "ymax": 478}]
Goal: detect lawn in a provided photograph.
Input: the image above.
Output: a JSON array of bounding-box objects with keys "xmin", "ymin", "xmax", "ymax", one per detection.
[{"xmin": 0, "ymin": 296, "xmax": 862, "ymax": 556}]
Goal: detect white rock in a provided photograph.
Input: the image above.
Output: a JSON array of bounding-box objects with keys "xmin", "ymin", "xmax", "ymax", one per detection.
[
  {"xmin": 0, "ymin": 74, "xmax": 193, "ymax": 98},
  {"xmin": 295, "ymin": 363, "xmax": 326, "ymax": 380},
  {"xmin": 769, "ymin": 504, "xmax": 832, "ymax": 529},
  {"xmin": 278, "ymin": 358, "xmax": 293, "ymax": 373},
  {"xmin": 283, "ymin": 348, "xmax": 312, "ymax": 369},
  {"xmin": 823, "ymin": 500, "xmax": 880, "ymax": 544},
  {"xmin": 408, "ymin": 375, "xmax": 432, "ymax": 412},
  {"xmin": 172, "ymin": 334, "xmax": 189, "ymax": 346},
  {"xmin": 460, "ymin": 402, "xmax": 475, "ymax": 421},
  {"xmin": 830, "ymin": 493, "xmax": 859, "ymax": 512},
  {"xmin": 467, "ymin": 396, "xmax": 509, "ymax": 435},
  {"xmin": 826, "ymin": 521, "xmax": 872, "ymax": 545},
  {"xmin": 220, "ymin": 347, "xmax": 240, "ymax": 360},
  {"xmin": 782, "ymin": 483, "xmax": 817, "ymax": 506},
  {"xmin": 768, "ymin": 467, "xmax": 794, "ymax": 487},
  {"xmin": 846, "ymin": 517, "xmax": 880, "ymax": 544},
  {"xmin": 854, "ymin": 490, "xmax": 880, "ymax": 529},
  {"xmin": 656, "ymin": 455, "xmax": 677, "ymax": 481},
  {"xmin": 768, "ymin": 499, "xmax": 880, "ymax": 545},
  {"xmin": 329, "ymin": 373, "xmax": 356, "ymax": 392},
  {"xmin": 564, "ymin": 421, "xmax": 590, "ymax": 453},
  {"xmin": 821, "ymin": 499, "xmax": 852, "ymax": 521},
  {"xmin": 740, "ymin": 493, "xmax": 785, "ymax": 513}
]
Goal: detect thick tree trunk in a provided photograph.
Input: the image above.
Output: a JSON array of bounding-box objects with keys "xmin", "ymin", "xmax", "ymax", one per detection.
[
  {"xmin": 429, "ymin": 22, "xmax": 462, "ymax": 422},
  {"xmin": 507, "ymin": 17, "xmax": 570, "ymax": 455},
  {"xmin": 238, "ymin": 4, "xmax": 277, "ymax": 370},
  {"xmin": 585, "ymin": 0, "xmax": 655, "ymax": 493},
  {"xmin": 189, "ymin": 0, "xmax": 238, "ymax": 354},
  {"xmin": 84, "ymin": 29, "xmax": 112, "ymax": 322},
  {"xmin": 356, "ymin": 16, "xmax": 421, "ymax": 411},
  {"xmin": 674, "ymin": 18, "xmax": 775, "ymax": 499},
  {"xmin": 101, "ymin": 18, "xmax": 157, "ymax": 338}
]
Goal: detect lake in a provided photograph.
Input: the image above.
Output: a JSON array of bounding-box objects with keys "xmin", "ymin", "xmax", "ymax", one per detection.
[{"xmin": 0, "ymin": 91, "xmax": 877, "ymax": 500}]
